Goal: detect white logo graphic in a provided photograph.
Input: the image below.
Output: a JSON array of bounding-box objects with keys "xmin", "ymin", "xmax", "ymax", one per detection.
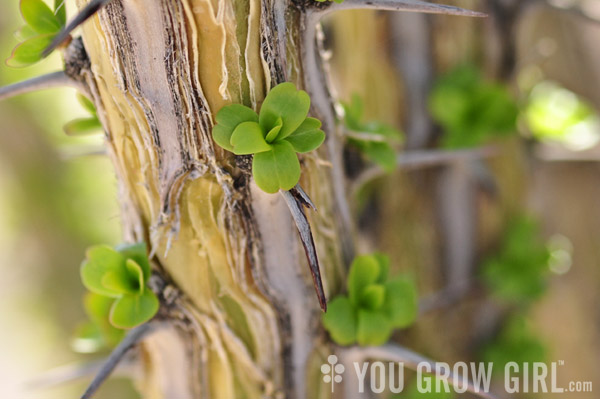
[{"xmin": 321, "ymin": 355, "xmax": 345, "ymax": 392}]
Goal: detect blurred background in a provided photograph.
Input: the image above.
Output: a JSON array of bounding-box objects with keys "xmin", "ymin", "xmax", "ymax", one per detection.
[{"xmin": 0, "ymin": 0, "xmax": 599, "ymax": 398}]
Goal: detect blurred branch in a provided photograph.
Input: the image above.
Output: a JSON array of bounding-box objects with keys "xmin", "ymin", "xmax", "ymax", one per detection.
[
  {"xmin": 0, "ymin": 71, "xmax": 78, "ymax": 102},
  {"xmin": 25, "ymin": 356, "xmax": 136, "ymax": 391},
  {"xmin": 81, "ymin": 322, "xmax": 157, "ymax": 399},
  {"xmin": 339, "ymin": 344, "xmax": 499, "ymax": 399},
  {"xmin": 351, "ymin": 146, "xmax": 497, "ymax": 195}
]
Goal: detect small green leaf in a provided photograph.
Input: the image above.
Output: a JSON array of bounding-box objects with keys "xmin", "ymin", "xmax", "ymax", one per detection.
[
  {"xmin": 109, "ymin": 290, "xmax": 159, "ymax": 329},
  {"xmin": 350, "ymin": 140, "xmax": 397, "ymax": 173},
  {"xmin": 348, "ymin": 255, "xmax": 381, "ymax": 306},
  {"xmin": 125, "ymin": 259, "xmax": 145, "ymax": 294},
  {"xmin": 322, "ymin": 296, "xmax": 357, "ymax": 346},
  {"xmin": 373, "ymin": 252, "xmax": 390, "ymax": 283},
  {"xmin": 252, "ymin": 140, "xmax": 301, "ymax": 193},
  {"xmin": 284, "ymin": 117, "xmax": 325, "ymax": 153},
  {"xmin": 383, "ymin": 278, "xmax": 418, "ymax": 328},
  {"xmin": 81, "ymin": 245, "xmax": 127, "ymax": 298},
  {"xmin": 230, "ymin": 121, "xmax": 272, "ymax": 155},
  {"xmin": 54, "ymin": 0, "xmax": 66, "ymax": 26},
  {"xmin": 6, "ymin": 34, "xmax": 54, "ymax": 67},
  {"xmin": 356, "ymin": 309, "xmax": 393, "ymax": 346},
  {"xmin": 82, "ymin": 292, "xmax": 124, "ymax": 348},
  {"xmin": 213, "ymin": 104, "xmax": 258, "ymax": 152},
  {"xmin": 21, "ymin": 0, "xmax": 62, "ymax": 34},
  {"xmin": 115, "ymin": 242, "xmax": 151, "ymax": 284},
  {"xmin": 265, "ymin": 117, "xmax": 283, "ymax": 143},
  {"xmin": 360, "ymin": 284, "xmax": 385, "ymax": 310},
  {"xmin": 15, "ymin": 25, "xmax": 38, "ymax": 41},
  {"xmin": 259, "ymin": 82, "xmax": 310, "ymax": 140},
  {"xmin": 77, "ymin": 93, "xmax": 97, "ymax": 115},
  {"xmin": 101, "ymin": 269, "xmax": 138, "ymax": 295},
  {"xmin": 63, "ymin": 117, "xmax": 102, "ymax": 136}
]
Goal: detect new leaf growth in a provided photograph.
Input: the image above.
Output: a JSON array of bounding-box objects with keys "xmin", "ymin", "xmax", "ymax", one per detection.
[{"xmin": 212, "ymin": 82, "xmax": 326, "ymax": 193}]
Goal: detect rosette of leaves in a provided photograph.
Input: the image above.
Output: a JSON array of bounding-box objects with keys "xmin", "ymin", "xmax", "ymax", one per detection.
[
  {"xmin": 64, "ymin": 94, "xmax": 103, "ymax": 135},
  {"xmin": 322, "ymin": 253, "xmax": 417, "ymax": 346},
  {"xmin": 7, "ymin": 0, "xmax": 66, "ymax": 67},
  {"xmin": 72, "ymin": 292, "xmax": 126, "ymax": 353},
  {"xmin": 80, "ymin": 243, "xmax": 159, "ymax": 329},
  {"xmin": 481, "ymin": 217, "xmax": 550, "ymax": 304},
  {"xmin": 342, "ymin": 94, "xmax": 402, "ymax": 173},
  {"xmin": 429, "ymin": 65, "xmax": 519, "ymax": 148},
  {"xmin": 212, "ymin": 82, "xmax": 325, "ymax": 193}
]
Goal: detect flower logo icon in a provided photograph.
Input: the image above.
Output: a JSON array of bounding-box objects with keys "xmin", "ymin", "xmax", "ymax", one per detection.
[{"xmin": 321, "ymin": 355, "xmax": 345, "ymax": 392}]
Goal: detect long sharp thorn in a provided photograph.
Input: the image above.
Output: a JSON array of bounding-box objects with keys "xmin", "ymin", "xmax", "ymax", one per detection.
[
  {"xmin": 291, "ymin": 184, "xmax": 317, "ymax": 211},
  {"xmin": 281, "ymin": 189, "xmax": 327, "ymax": 311},
  {"xmin": 318, "ymin": 0, "xmax": 486, "ymax": 18},
  {"xmin": 43, "ymin": 0, "xmax": 113, "ymax": 57},
  {"xmin": 80, "ymin": 322, "xmax": 154, "ymax": 399}
]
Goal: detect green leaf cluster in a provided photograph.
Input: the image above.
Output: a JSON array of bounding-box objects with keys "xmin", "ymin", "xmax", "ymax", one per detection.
[
  {"xmin": 7, "ymin": 0, "xmax": 66, "ymax": 67},
  {"xmin": 481, "ymin": 314, "xmax": 546, "ymax": 376},
  {"xmin": 64, "ymin": 94, "xmax": 103, "ymax": 136},
  {"xmin": 429, "ymin": 65, "xmax": 519, "ymax": 148},
  {"xmin": 212, "ymin": 82, "xmax": 325, "ymax": 193},
  {"xmin": 72, "ymin": 292, "xmax": 126, "ymax": 353},
  {"xmin": 80, "ymin": 243, "xmax": 159, "ymax": 329},
  {"xmin": 342, "ymin": 94, "xmax": 402, "ymax": 173},
  {"xmin": 322, "ymin": 253, "xmax": 417, "ymax": 346},
  {"xmin": 481, "ymin": 216, "xmax": 550, "ymax": 304}
]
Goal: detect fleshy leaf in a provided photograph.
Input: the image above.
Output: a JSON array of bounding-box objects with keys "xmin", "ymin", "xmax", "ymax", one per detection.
[
  {"xmin": 252, "ymin": 140, "xmax": 300, "ymax": 193},
  {"xmin": 322, "ymin": 296, "xmax": 357, "ymax": 346},
  {"xmin": 101, "ymin": 269, "xmax": 138, "ymax": 295},
  {"xmin": 265, "ymin": 117, "xmax": 283, "ymax": 143},
  {"xmin": 383, "ymin": 278, "xmax": 418, "ymax": 328},
  {"xmin": 213, "ymin": 104, "xmax": 258, "ymax": 152},
  {"xmin": 54, "ymin": 0, "xmax": 66, "ymax": 26},
  {"xmin": 80, "ymin": 245, "xmax": 127, "ymax": 298},
  {"xmin": 63, "ymin": 117, "xmax": 102, "ymax": 136},
  {"xmin": 230, "ymin": 121, "xmax": 271, "ymax": 155},
  {"xmin": 115, "ymin": 242, "xmax": 151, "ymax": 284},
  {"xmin": 125, "ymin": 259, "xmax": 145, "ymax": 294},
  {"xmin": 284, "ymin": 117, "xmax": 325, "ymax": 153},
  {"xmin": 356, "ymin": 309, "xmax": 393, "ymax": 346},
  {"xmin": 259, "ymin": 82, "xmax": 310, "ymax": 140},
  {"xmin": 373, "ymin": 252, "xmax": 390, "ymax": 283},
  {"xmin": 21, "ymin": 0, "xmax": 62, "ymax": 34},
  {"xmin": 77, "ymin": 93, "xmax": 97, "ymax": 115},
  {"xmin": 15, "ymin": 25, "xmax": 38, "ymax": 41},
  {"xmin": 82, "ymin": 292, "xmax": 124, "ymax": 348},
  {"xmin": 109, "ymin": 290, "xmax": 159, "ymax": 329},
  {"xmin": 359, "ymin": 284, "xmax": 385, "ymax": 310},
  {"xmin": 348, "ymin": 255, "xmax": 381, "ymax": 306},
  {"xmin": 6, "ymin": 34, "xmax": 54, "ymax": 67}
]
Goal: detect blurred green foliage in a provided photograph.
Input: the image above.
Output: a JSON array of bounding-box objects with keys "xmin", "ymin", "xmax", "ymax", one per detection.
[
  {"xmin": 429, "ymin": 65, "xmax": 518, "ymax": 148},
  {"xmin": 481, "ymin": 216, "xmax": 551, "ymax": 305},
  {"xmin": 342, "ymin": 94, "xmax": 402, "ymax": 173},
  {"xmin": 395, "ymin": 377, "xmax": 456, "ymax": 399},
  {"xmin": 481, "ymin": 314, "xmax": 547, "ymax": 376}
]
